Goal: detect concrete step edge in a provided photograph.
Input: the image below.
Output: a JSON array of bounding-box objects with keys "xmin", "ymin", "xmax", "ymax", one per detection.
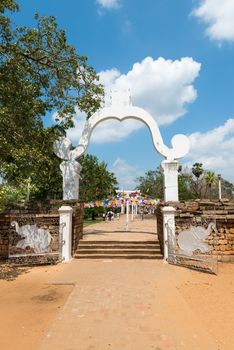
[
  {"xmin": 74, "ymin": 254, "xmax": 163, "ymax": 259},
  {"xmin": 76, "ymin": 250, "xmax": 162, "ymax": 254}
]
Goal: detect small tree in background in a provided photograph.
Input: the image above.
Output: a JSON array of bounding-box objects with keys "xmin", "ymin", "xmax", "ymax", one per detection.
[
  {"xmin": 136, "ymin": 168, "xmax": 164, "ymax": 198},
  {"xmin": 204, "ymin": 171, "xmax": 217, "ymax": 199},
  {"xmin": 192, "ymin": 163, "xmax": 204, "ymax": 198},
  {"xmin": 79, "ymin": 154, "xmax": 118, "ymax": 202},
  {"xmin": 135, "ymin": 164, "xmax": 234, "ymax": 201}
]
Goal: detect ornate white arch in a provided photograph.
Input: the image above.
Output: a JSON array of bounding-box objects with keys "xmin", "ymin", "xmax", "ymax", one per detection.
[{"xmin": 54, "ymin": 91, "xmax": 190, "ymax": 200}]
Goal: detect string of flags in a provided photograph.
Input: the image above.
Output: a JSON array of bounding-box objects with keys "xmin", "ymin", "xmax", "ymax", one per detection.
[{"xmin": 84, "ymin": 191, "xmax": 159, "ymax": 208}]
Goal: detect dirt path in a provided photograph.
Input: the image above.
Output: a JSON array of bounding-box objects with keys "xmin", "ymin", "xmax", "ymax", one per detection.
[
  {"xmin": 175, "ymin": 263, "xmax": 234, "ymax": 350},
  {"xmin": 0, "ymin": 263, "xmax": 72, "ymax": 350},
  {"xmin": 0, "ymin": 215, "xmax": 233, "ymax": 350},
  {"xmin": 40, "ymin": 259, "xmax": 220, "ymax": 350}
]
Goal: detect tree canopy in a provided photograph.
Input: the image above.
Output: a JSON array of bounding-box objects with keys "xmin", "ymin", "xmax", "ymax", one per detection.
[
  {"xmin": 135, "ymin": 164, "xmax": 234, "ymax": 201},
  {"xmin": 0, "ymin": 1, "xmax": 104, "ymax": 203},
  {"xmin": 136, "ymin": 168, "xmax": 164, "ymax": 199},
  {"xmin": 79, "ymin": 154, "xmax": 118, "ymax": 202}
]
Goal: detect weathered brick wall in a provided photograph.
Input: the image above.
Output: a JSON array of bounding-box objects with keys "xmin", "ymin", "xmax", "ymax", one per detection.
[
  {"xmin": 0, "ymin": 213, "xmax": 10, "ymax": 260},
  {"xmin": 72, "ymin": 203, "xmax": 84, "ymax": 255},
  {"xmin": 0, "ymin": 201, "xmax": 84, "ymax": 264},
  {"xmin": 8, "ymin": 213, "xmax": 60, "ymax": 265},
  {"xmin": 0, "ymin": 208, "xmax": 60, "ymax": 264},
  {"xmin": 156, "ymin": 206, "xmax": 164, "ymax": 254},
  {"xmin": 169, "ymin": 200, "xmax": 234, "ymax": 263}
]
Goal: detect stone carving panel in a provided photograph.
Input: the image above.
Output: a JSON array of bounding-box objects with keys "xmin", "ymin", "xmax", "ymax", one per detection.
[
  {"xmin": 177, "ymin": 222, "xmax": 215, "ymax": 257},
  {"xmin": 11, "ymin": 221, "xmax": 53, "ymax": 254}
]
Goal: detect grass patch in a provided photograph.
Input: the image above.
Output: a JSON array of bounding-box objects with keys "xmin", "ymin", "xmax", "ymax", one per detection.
[{"xmin": 84, "ymin": 217, "xmax": 103, "ymax": 227}]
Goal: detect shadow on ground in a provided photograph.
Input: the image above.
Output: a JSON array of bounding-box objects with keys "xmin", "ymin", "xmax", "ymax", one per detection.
[{"xmin": 0, "ymin": 261, "xmax": 29, "ymax": 281}]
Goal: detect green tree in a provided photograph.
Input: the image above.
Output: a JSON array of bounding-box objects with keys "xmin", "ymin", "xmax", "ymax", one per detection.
[
  {"xmin": 178, "ymin": 173, "xmax": 195, "ymax": 200},
  {"xmin": 136, "ymin": 168, "xmax": 164, "ymax": 198},
  {"xmin": 204, "ymin": 171, "xmax": 216, "ymax": 199},
  {"xmin": 0, "ymin": 1, "xmax": 103, "ymax": 201},
  {"xmin": 192, "ymin": 162, "xmax": 204, "ymax": 198},
  {"xmin": 79, "ymin": 154, "xmax": 118, "ymax": 202}
]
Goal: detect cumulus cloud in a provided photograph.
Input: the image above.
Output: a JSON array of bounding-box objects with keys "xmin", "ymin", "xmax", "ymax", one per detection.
[
  {"xmin": 57, "ymin": 56, "xmax": 200, "ymax": 145},
  {"xmin": 193, "ymin": 0, "xmax": 234, "ymax": 42},
  {"xmin": 111, "ymin": 158, "xmax": 144, "ymax": 190},
  {"xmin": 96, "ymin": 0, "xmax": 120, "ymax": 9},
  {"xmin": 185, "ymin": 118, "xmax": 234, "ymax": 182},
  {"xmin": 99, "ymin": 57, "xmax": 201, "ymax": 125}
]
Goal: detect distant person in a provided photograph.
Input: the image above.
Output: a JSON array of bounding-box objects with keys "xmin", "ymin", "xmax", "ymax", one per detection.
[
  {"xmin": 102, "ymin": 212, "xmax": 106, "ymax": 221},
  {"xmin": 140, "ymin": 209, "xmax": 144, "ymax": 221},
  {"xmin": 108, "ymin": 211, "xmax": 112, "ymax": 221}
]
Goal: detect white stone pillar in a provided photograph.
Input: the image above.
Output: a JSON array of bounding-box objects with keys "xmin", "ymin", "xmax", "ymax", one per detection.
[
  {"xmin": 59, "ymin": 206, "xmax": 73, "ymax": 262},
  {"xmin": 161, "ymin": 160, "xmax": 179, "ymax": 202},
  {"xmin": 162, "ymin": 206, "xmax": 176, "ymax": 262}
]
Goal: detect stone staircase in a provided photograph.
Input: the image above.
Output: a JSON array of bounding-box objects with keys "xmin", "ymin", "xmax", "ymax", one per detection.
[{"xmin": 74, "ymin": 240, "xmax": 163, "ymax": 259}]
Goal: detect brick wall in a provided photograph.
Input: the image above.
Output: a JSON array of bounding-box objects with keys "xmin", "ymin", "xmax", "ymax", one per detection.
[
  {"xmin": 0, "ymin": 201, "xmax": 84, "ymax": 264},
  {"xmin": 156, "ymin": 206, "xmax": 164, "ymax": 255},
  {"xmin": 158, "ymin": 200, "xmax": 234, "ymax": 263},
  {"xmin": 8, "ymin": 213, "xmax": 61, "ymax": 265},
  {"xmin": 72, "ymin": 203, "xmax": 84, "ymax": 255},
  {"xmin": 0, "ymin": 213, "xmax": 10, "ymax": 260},
  {"xmin": 174, "ymin": 200, "xmax": 234, "ymax": 262}
]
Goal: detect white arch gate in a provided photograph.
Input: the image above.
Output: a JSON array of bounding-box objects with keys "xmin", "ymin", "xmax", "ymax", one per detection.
[
  {"xmin": 53, "ymin": 90, "xmax": 190, "ymax": 201},
  {"xmin": 53, "ymin": 90, "xmax": 190, "ymax": 262}
]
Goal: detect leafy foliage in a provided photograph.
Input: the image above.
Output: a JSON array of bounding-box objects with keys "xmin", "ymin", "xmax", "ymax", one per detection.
[
  {"xmin": 204, "ymin": 171, "xmax": 217, "ymax": 199},
  {"xmin": 0, "ymin": 1, "xmax": 104, "ymax": 203},
  {"xmin": 192, "ymin": 162, "xmax": 204, "ymax": 198},
  {"xmin": 136, "ymin": 163, "xmax": 234, "ymax": 201},
  {"xmin": 136, "ymin": 168, "xmax": 164, "ymax": 198},
  {"xmin": 79, "ymin": 154, "xmax": 118, "ymax": 202}
]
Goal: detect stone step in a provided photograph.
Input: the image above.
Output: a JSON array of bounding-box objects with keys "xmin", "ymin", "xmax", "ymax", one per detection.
[
  {"xmin": 78, "ymin": 244, "xmax": 160, "ymax": 249},
  {"xmin": 75, "ymin": 239, "xmax": 163, "ymax": 260},
  {"xmin": 74, "ymin": 253, "xmax": 163, "ymax": 259},
  {"xmin": 77, "ymin": 248, "xmax": 161, "ymax": 254},
  {"xmin": 79, "ymin": 240, "xmax": 159, "ymax": 245}
]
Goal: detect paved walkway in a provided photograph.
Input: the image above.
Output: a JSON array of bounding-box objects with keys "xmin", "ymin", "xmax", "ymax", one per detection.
[
  {"xmin": 40, "ymin": 216, "xmax": 218, "ymax": 350},
  {"xmin": 83, "ymin": 214, "xmax": 158, "ymax": 241}
]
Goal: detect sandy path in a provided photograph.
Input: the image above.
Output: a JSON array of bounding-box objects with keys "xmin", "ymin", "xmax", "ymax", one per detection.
[
  {"xmin": 41, "ymin": 259, "xmax": 218, "ymax": 350},
  {"xmin": 0, "ymin": 215, "xmax": 233, "ymax": 350},
  {"xmin": 0, "ymin": 263, "xmax": 73, "ymax": 350},
  {"xmin": 174, "ymin": 263, "xmax": 234, "ymax": 350}
]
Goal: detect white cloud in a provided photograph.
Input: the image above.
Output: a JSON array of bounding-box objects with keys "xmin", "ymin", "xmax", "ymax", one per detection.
[
  {"xmin": 193, "ymin": 0, "xmax": 234, "ymax": 42},
  {"xmin": 56, "ymin": 56, "xmax": 201, "ymax": 145},
  {"xmin": 111, "ymin": 158, "xmax": 144, "ymax": 190},
  {"xmin": 99, "ymin": 57, "xmax": 200, "ymax": 126},
  {"xmin": 96, "ymin": 0, "xmax": 120, "ymax": 9},
  {"xmin": 185, "ymin": 118, "xmax": 234, "ymax": 182}
]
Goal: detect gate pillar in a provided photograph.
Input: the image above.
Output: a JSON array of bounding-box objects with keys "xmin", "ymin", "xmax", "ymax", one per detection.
[
  {"xmin": 59, "ymin": 206, "xmax": 73, "ymax": 262},
  {"xmin": 161, "ymin": 160, "xmax": 179, "ymax": 202},
  {"xmin": 162, "ymin": 206, "xmax": 175, "ymax": 261}
]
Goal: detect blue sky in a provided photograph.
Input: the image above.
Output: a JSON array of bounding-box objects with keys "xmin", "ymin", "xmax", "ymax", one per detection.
[{"xmin": 14, "ymin": 0, "xmax": 234, "ymax": 189}]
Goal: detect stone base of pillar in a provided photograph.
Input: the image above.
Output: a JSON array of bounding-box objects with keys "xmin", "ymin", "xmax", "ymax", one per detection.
[
  {"xmin": 59, "ymin": 206, "xmax": 73, "ymax": 262},
  {"xmin": 162, "ymin": 206, "xmax": 176, "ymax": 262}
]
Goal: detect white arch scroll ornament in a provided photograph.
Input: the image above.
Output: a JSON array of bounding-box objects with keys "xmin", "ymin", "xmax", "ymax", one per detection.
[{"xmin": 53, "ymin": 91, "xmax": 190, "ymax": 201}]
